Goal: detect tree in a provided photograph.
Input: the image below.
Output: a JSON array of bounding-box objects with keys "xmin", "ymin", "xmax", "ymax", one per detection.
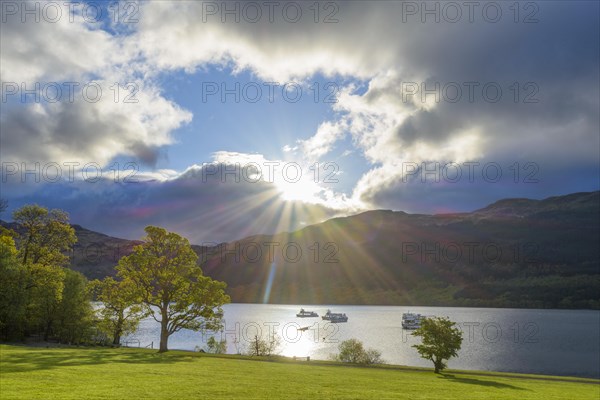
[
  {"xmin": 0, "ymin": 228, "xmax": 27, "ymax": 340},
  {"xmin": 412, "ymin": 317, "xmax": 463, "ymax": 373},
  {"xmin": 336, "ymin": 339, "xmax": 383, "ymax": 365},
  {"xmin": 12, "ymin": 205, "xmax": 76, "ymax": 268},
  {"xmin": 0, "ymin": 198, "xmax": 7, "ymax": 214},
  {"xmin": 54, "ymin": 269, "xmax": 94, "ymax": 344},
  {"xmin": 117, "ymin": 226, "xmax": 230, "ymax": 352},
  {"xmin": 1, "ymin": 205, "xmax": 90, "ymax": 342},
  {"xmin": 26, "ymin": 266, "xmax": 65, "ymax": 340},
  {"xmin": 90, "ymin": 277, "xmax": 147, "ymax": 345},
  {"xmin": 12, "ymin": 205, "xmax": 77, "ymax": 340},
  {"xmin": 246, "ymin": 333, "xmax": 281, "ymax": 357}
]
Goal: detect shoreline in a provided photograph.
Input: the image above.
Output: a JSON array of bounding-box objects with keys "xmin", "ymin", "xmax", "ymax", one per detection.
[
  {"xmin": 221, "ymin": 303, "xmax": 600, "ymax": 311},
  {"xmin": 3, "ymin": 343, "xmax": 599, "ymax": 383}
]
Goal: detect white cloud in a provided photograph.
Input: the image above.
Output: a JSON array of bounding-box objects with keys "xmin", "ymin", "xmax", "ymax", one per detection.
[
  {"xmin": 299, "ymin": 120, "xmax": 348, "ymax": 160},
  {"xmin": 0, "ymin": 79, "xmax": 192, "ymax": 167},
  {"xmin": 132, "ymin": 1, "xmax": 399, "ymax": 81},
  {"xmin": 2, "ymin": 0, "xmax": 597, "ymax": 226},
  {"xmin": 0, "ymin": 2, "xmax": 125, "ymax": 83},
  {"xmin": 0, "ymin": 1, "xmax": 191, "ymax": 168}
]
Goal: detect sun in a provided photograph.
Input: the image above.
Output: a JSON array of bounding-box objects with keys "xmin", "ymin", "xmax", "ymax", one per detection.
[{"xmin": 275, "ymin": 177, "xmax": 323, "ymax": 203}]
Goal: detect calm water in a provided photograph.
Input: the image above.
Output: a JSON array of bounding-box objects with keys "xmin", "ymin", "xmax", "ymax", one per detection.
[{"xmin": 125, "ymin": 304, "xmax": 600, "ymax": 378}]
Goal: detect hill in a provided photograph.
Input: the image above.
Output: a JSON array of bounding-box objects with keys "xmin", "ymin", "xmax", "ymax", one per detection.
[
  {"xmin": 200, "ymin": 191, "xmax": 600, "ymax": 308},
  {"xmin": 2, "ymin": 191, "xmax": 599, "ymax": 308}
]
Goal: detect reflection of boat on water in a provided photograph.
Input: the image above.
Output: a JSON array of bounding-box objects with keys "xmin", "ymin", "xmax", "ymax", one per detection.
[
  {"xmin": 321, "ymin": 309, "xmax": 348, "ymax": 323},
  {"xmin": 296, "ymin": 308, "xmax": 319, "ymax": 318},
  {"xmin": 401, "ymin": 312, "xmax": 424, "ymax": 329}
]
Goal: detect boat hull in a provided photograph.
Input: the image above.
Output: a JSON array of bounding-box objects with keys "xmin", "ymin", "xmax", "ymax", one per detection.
[
  {"xmin": 322, "ymin": 311, "xmax": 348, "ymax": 322},
  {"xmin": 401, "ymin": 312, "xmax": 424, "ymax": 330},
  {"xmin": 296, "ymin": 310, "xmax": 319, "ymax": 318},
  {"xmin": 330, "ymin": 317, "xmax": 348, "ymax": 323}
]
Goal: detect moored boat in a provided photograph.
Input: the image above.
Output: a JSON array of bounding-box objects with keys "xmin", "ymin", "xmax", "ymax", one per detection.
[
  {"xmin": 322, "ymin": 309, "xmax": 348, "ymax": 323},
  {"xmin": 401, "ymin": 312, "xmax": 423, "ymax": 329},
  {"xmin": 296, "ymin": 308, "xmax": 319, "ymax": 318},
  {"xmin": 330, "ymin": 313, "xmax": 348, "ymax": 323}
]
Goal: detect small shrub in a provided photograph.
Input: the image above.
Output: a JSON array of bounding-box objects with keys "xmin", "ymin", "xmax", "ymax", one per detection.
[
  {"xmin": 336, "ymin": 339, "xmax": 384, "ymax": 365},
  {"xmin": 204, "ymin": 336, "xmax": 227, "ymax": 354},
  {"xmin": 245, "ymin": 334, "xmax": 281, "ymax": 357}
]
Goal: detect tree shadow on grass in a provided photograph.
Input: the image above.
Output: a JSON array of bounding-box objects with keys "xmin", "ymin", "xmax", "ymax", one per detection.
[
  {"xmin": 439, "ymin": 374, "xmax": 528, "ymax": 391},
  {"xmin": 1, "ymin": 345, "xmax": 197, "ymax": 373}
]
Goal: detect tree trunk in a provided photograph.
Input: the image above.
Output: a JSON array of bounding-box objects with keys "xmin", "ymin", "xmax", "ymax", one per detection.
[
  {"xmin": 434, "ymin": 357, "xmax": 442, "ymax": 373},
  {"xmin": 113, "ymin": 316, "xmax": 123, "ymax": 345},
  {"xmin": 158, "ymin": 307, "xmax": 169, "ymax": 353},
  {"xmin": 44, "ymin": 318, "xmax": 52, "ymax": 341},
  {"xmin": 159, "ymin": 327, "xmax": 169, "ymax": 352}
]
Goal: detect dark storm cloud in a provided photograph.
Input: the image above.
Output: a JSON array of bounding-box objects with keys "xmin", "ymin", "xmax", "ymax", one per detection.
[{"xmin": 1, "ymin": 163, "xmax": 340, "ymax": 243}]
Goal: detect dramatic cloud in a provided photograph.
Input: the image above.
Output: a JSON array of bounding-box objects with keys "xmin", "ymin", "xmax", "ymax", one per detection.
[
  {"xmin": 1, "ymin": 82, "xmax": 192, "ymax": 167},
  {"xmin": 129, "ymin": 1, "xmax": 598, "ymax": 210},
  {"xmin": 0, "ymin": 2, "xmax": 191, "ymax": 167},
  {"xmin": 0, "ymin": 3, "xmax": 122, "ymax": 83},
  {"xmin": 1, "ymin": 157, "xmax": 344, "ymax": 243},
  {"xmin": 1, "ymin": 1, "xmax": 598, "ymax": 240}
]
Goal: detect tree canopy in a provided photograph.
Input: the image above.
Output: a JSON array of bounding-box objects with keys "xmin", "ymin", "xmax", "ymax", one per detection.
[
  {"xmin": 0, "ymin": 204, "xmax": 91, "ymax": 342},
  {"xmin": 90, "ymin": 277, "xmax": 147, "ymax": 345},
  {"xmin": 412, "ymin": 316, "xmax": 463, "ymax": 373},
  {"xmin": 117, "ymin": 226, "xmax": 230, "ymax": 352},
  {"xmin": 13, "ymin": 204, "xmax": 76, "ymax": 267},
  {"xmin": 336, "ymin": 338, "xmax": 383, "ymax": 365}
]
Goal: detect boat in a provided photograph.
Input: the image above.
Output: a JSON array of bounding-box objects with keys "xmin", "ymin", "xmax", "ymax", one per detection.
[
  {"xmin": 321, "ymin": 309, "xmax": 348, "ymax": 323},
  {"xmin": 401, "ymin": 312, "xmax": 424, "ymax": 329},
  {"xmin": 296, "ymin": 308, "xmax": 319, "ymax": 318},
  {"xmin": 330, "ymin": 313, "xmax": 348, "ymax": 323}
]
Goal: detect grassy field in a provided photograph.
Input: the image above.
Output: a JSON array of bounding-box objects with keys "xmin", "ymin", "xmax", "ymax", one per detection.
[{"xmin": 1, "ymin": 345, "xmax": 598, "ymax": 399}]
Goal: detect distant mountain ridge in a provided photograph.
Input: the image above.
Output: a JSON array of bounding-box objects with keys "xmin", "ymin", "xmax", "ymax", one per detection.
[
  {"xmin": 2, "ymin": 191, "xmax": 599, "ymax": 308},
  {"xmin": 200, "ymin": 191, "xmax": 599, "ymax": 308},
  {"xmin": 471, "ymin": 191, "xmax": 599, "ymax": 218}
]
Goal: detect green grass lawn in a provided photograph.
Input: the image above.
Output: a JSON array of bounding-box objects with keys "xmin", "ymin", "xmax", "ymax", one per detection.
[{"xmin": 1, "ymin": 345, "xmax": 598, "ymax": 399}]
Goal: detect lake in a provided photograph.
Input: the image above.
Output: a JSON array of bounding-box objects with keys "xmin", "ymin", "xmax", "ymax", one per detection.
[{"xmin": 125, "ymin": 304, "xmax": 600, "ymax": 378}]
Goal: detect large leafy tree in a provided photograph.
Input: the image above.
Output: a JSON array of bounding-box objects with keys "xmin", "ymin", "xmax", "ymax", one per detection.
[
  {"xmin": 117, "ymin": 226, "xmax": 230, "ymax": 352},
  {"xmin": 0, "ymin": 228, "xmax": 27, "ymax": 340},
  {"xmin": 91, "ymin": 277, "xmax": 147, "ymax": 345},
  {"xmin": 412, "ymin": 317, "xmax": 463, "ymax": 373},
  {"xmin": 12, "ymin": 205, "xmax": 76, "ymax": 268},
  {"xmin": 1, "ymin": 205, "xmax": 93, "ymax": 342},
  {"xmin": 12, "ymin": 205, "xmax": 76, "ymax": 339}
]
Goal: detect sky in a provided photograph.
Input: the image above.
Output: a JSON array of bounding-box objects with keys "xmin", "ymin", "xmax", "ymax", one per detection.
[{"xmin": 1, "ymin": 0, "xmax": 599, "ymax": 244}]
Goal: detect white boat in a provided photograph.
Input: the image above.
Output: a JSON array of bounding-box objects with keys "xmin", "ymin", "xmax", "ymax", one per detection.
[
  {"xmin": 330, "ymin": 314, "xmax": 348, "ymax": 323},
  {"xmin": 296, "ymin": 308, "xmax": 319, "ymax": 318},
  {"xmin": 401, "ymin": 312, "xmax": 423, "ymax": 329},
  {"xmin": 321, "ymin": 309, "xmax": 348, "ymax": 323}
]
